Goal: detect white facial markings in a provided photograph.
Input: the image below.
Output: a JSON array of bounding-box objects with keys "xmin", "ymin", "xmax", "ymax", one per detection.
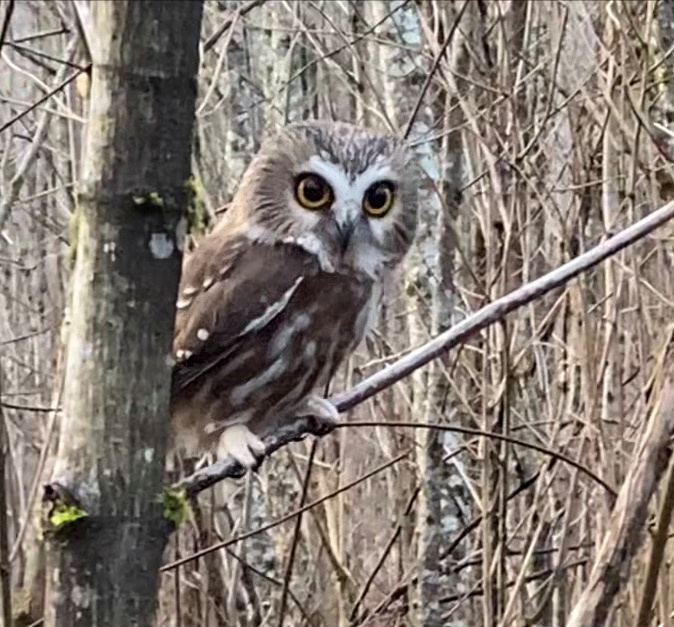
[
  {"xmin": 284, "ymin": 233, "xmax": 334, "ymax": 272},
  {"xmin": 348, "ymin": 241, "xmax": 383, "ymax": 279},
  {"xmin": 301, "ymin": 156, "xmax": 400, "ymax": 240},
  {"xmin": 291, "ymin": 157, "xmax": 401, "ymax": 277}
]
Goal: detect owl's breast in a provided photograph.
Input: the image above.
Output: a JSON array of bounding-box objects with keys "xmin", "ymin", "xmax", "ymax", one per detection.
[
  {"xmin": 170, "ymin": 265, "xmax": 374, "ymax": 450},
  {"xmin": 247, "ymin": 270, "xmax": 374, "ymax": 405}
]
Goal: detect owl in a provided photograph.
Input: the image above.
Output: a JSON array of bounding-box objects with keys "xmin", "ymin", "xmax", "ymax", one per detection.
[{"xmin": 170, "ymin": 121, "xmax": 418, "ymax": 468}]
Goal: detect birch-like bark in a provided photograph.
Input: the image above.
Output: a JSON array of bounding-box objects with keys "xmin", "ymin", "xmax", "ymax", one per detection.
[
  {"xmin": 43, "ymin": 3, "xmax": 202, "ymax": 625},
  {"xmin": 413, "ymin": 3, "xmax": 476, "ymax": 625}
]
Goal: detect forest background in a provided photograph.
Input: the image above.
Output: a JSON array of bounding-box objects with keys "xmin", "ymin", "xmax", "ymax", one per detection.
[{"xmin": 2, "ymin": 1, "xmax": 674, "ymax": 626}]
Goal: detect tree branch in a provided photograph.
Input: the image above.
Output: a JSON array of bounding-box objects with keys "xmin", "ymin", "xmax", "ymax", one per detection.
[
  {"xmin": 566, "ymin": 380, "xmax": 674, "ymax": 627},
  {"xmin": 175, "ymin": 199, "xmax": 674, "ymax": 496},
  {"xmin": 177, "ymin": 415, "xmax": 332, "ymax": 498},
  {"xmin": 203, "ymin": 0, "xmax": 266, "ymax": 53}
]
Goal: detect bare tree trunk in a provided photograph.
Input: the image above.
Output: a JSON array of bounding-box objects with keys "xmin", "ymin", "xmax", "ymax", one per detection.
[
  {"xmin": 413, "ymin": 2, "xmax": 478, "ymax": 625},
  {"xmin": 42, "ymin": 2, "xmax": 202, "ymax": 625}
]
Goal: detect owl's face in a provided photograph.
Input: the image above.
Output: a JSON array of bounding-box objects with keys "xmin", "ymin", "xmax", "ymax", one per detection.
[{"xmin": 228, "ymin": 121, "xmax": 418, "ymax": 279}]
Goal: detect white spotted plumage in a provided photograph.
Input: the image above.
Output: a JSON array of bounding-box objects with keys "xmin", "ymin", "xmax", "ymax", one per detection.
[{"xmin": 170, "ymin": 121, "xmax": 418, "ymax": 469}]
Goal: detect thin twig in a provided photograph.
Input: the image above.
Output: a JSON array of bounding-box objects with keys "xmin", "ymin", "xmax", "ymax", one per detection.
[
  {"xmin": 349, "ymin": 485, "xmax": 420, "ymax": 622},
  {"xmin": 341, "ymin": 421, "xmax": 614, "ymax": 496},
  {"xmin": 12, "ymin": 26, "xmax": 67, "ymax": 45},
  {"xmin": 203, "ymin": 0, "xmax": 266, "ymax": 53},
  {"xmin": 162, "ymin": 452, "xmax": 409, "ymax": 572},
  {"xmin": 403, "ymin": 0, "xmax": 470, "ymax": 139},
  {"xmin": 0, "ymin": 64, "xmax": 88, "ymax": 135},
  {"xmin": 6, "ymin": 42, "xmax": 86, "ymax": 71},
  {"xmin": 9, "ymin": 351, "xmax": 65, "ymax": 561},
  {"xmin": 225, "ymin": 547, "xmax": 318, "ymax": 626},
  {"xmin": 277, "ymin": 441, "xmax": 316, "ymax": 627},
  {"xmin": 269, "ymin": 0, "xmax": 412, "ymax": 110},
  {"xmin": 71, "ymin": 0, "xmax": 94, "ymax": 61},
  {"xmin": 351, "ymin": 471, "xmax": 541, "ymax": 626}
]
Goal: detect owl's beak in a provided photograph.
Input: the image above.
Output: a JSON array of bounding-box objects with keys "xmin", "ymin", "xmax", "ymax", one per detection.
[{"xmin": 335, "ymin": 218, "xmax": 355, "ymax": 253}]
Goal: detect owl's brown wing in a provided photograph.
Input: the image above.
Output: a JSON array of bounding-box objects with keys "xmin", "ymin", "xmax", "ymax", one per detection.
[{"xmin": 171, "ymin": 232, "xmax": 321, "ymax": 392}]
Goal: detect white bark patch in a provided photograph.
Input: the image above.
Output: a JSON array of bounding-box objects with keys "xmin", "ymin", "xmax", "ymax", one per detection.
[
  {"xmin": 144, "ymin": 448, "xmax": 154, "ymax": 463},
  {"xmin": 80, "ymin": 342, "xmax": 93, "ymax": 359},
  {"xmin": 149, "ymin": 232, "xmax": 174, "ymax": 259}
]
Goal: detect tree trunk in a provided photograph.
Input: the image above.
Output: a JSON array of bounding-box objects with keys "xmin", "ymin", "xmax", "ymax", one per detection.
[
  {"xmin": 43, "ymin": 2, "xmax": 202, "ymax": 625},
  {"xmin": 413, "ymin": 2, "xmax": 477, "ymax": 625}
]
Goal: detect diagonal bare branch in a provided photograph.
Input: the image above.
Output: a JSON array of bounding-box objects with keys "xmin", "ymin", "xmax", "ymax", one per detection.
[
  {"xmin": 566, "ymin": 381, "xmax": 674, "ymax": 627},
  {"xmin": 203, "ymin": 0, "xmax": 266, "ymax": 53},
  {"xmin": 331, "ymin": 200, "xmax": 674, "ymax": 413},
  {"xmin": 176, "ymin": 200, "xmax": 674, "ymax": 497}
]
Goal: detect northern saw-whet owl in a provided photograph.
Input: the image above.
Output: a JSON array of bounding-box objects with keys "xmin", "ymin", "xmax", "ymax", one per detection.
[{"xmin": 170, "ymin": 121, "xmax": 418, "ymax": 468}]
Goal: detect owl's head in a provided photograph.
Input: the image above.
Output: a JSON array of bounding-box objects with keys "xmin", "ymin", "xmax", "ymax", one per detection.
[{"xmin": 226, "ymin": 121, "xmax": 418, "ymax": 279}]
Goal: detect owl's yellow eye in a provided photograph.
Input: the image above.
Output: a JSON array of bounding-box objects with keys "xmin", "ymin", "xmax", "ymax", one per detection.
[
  {"xmin": 295, "ymin": 174, "xmax": 333, "ymax": 210},
  {"xmin": 363, "ymin": 181, "xmax": 395, "ymax": 217}
]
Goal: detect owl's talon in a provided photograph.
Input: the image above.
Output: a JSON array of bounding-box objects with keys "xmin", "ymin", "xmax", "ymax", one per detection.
[
  {"xmin": 218, "ymin": 424, "xmax": 267, "ymax": 469},
  {"xmin": 297, "ymin": 395, "xmax": 340, "ymax": 433}
]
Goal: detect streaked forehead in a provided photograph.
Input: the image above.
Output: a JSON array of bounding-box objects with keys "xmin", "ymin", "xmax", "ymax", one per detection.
[{"xmin": 281, "ymin": 122, "xmax": 403, "ymax": 181}]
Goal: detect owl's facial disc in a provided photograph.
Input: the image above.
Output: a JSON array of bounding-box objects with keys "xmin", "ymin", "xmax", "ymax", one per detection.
[{"xmin": 289, "ymin": 156, "xmax": 401, "ymax": 277}]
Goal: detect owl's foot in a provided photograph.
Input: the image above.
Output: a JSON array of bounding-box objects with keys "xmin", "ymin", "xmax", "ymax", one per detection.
[
  {"xmin": 297, "ymin": 395, "xmax": 340, "ymax": 435},
  {"xmin": 217, "ymin": 424, "xmax": 266, "ymax": 469}
]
